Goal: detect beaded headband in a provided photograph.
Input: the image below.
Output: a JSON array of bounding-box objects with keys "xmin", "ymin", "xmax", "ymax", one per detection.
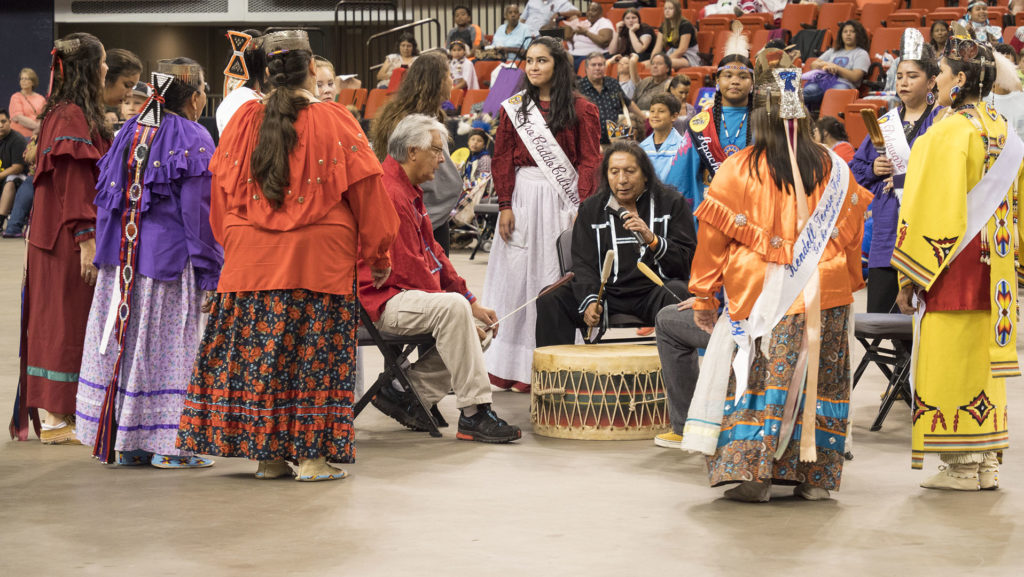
[
  {"xmin": 262, "ymin": 30, "xmax": 311, "ymax": 57},
  {"xmin": 157, "ymin": 59, "xmax": 203, "ymax": 89},
  {"xmin": 53, "ymin": 38, "xmax": 81, "ymax": 56}
]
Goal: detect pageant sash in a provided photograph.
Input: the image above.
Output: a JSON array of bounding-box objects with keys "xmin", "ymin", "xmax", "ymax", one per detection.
[
  {"xmin": 909, "ymin": 123, "xmax": 1024, "ymax": 398},
  {"xmin": 501, "ymin": 91, "xmax": 580, "ymax": 207},
  {"xmin": 951, "ymin": 124, "xmax": 1023, "ymax": 263},
  {"xmin": 729, "ymin": 150, "xmax": 851, "ymax": 402},
  {"xmin": 686, "ymin": 109, "xmax": 728, "ymax": 180},
  {"xmin": 679, "ymin": 309, "xmax": 736, "ymax": 455},
  {"xmin": 878, "ymin": 108, "xmax": 912, "ymax": 178}
]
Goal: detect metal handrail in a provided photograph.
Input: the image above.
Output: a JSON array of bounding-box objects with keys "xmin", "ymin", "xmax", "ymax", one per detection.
[{"xmin": 365, "ymin": 18, "xmax": 441, "ymax": 49}]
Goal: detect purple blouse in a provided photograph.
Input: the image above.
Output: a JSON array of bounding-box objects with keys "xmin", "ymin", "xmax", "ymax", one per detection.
[
  {"xmin": 850, "ymin": 106, "xmax": 940, "ymax": 269},
  {"xmin": 93, "ymin": 114, "xmax": 223, "ymax": 290}
]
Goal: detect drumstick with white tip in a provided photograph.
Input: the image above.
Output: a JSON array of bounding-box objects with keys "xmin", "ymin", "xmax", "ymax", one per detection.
[
  {"xmin": 488, "ymin": 272, "xmax": 575, "ymax": 330},
  {"xmin": 636, "ymin": 261, "xmax": 684, "ymax": 303},
  {"xmin": 585, "ymin": 251, "xmax": 616, "ymax": 341}
]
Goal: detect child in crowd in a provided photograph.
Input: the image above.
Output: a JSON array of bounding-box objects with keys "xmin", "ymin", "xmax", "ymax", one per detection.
[
  {"xmin": 667, "ymin": 75, "xmax": 696, "ymax": 131},
  {"xmin": 460, "ymin": 128, "xmax": 492, "ymax": 185},
  {"xmin": 449, "ymin": 40, "xmax": 479, "ymax": 91},
  {"xmin": 814, "ymin": 116, "xmax": 855, "ymax": 164},
  {"xmin": 119, "ymin": 82, "xmax": 149, "ymax": 122},
  {"xmin": 640, "ymin": 93, "xmax": 684, "ymax": 180}
]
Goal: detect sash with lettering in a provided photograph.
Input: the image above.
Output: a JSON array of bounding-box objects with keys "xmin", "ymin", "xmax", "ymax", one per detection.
[
  {"xmin": 878, "ymin": 108, "xmax": 912, "ymax": 178},
  {"xmin": 686, "ymin": 108, "xmax": 729, "ymax": 181},
  {"xmin": 681, "ymin": 151, "xmax": 851, "ymax": 456},
  {"xmin": 501, "ymin": 91, "xmax": 580, "ymax": 207},
  {"xmin": 903, "ymin": 121, "xmax": 1024, "ymax": 405}
]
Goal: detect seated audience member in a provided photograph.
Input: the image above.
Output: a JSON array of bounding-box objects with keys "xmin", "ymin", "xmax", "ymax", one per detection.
[
  {"xmin": 631, "ymin": 52, "xmax": 673, "ymax": 110},
  {"xmin": 0, "ymin": 108, "xmax": 28, "ymax": 231},
  {"xmin": 960, "ymin": 1, "xmax": 1002, "ymax": 44},
  {"xmin": 8, "ymin": 68, "xmax": 45, "ymax": 139},
  {"xmin": 668, "ymin": 75, "xmax": 697, "ymax": 130},
  {"xmin": 4, "ymin": 125, "xmax": 36, "ymax": 238},
  {"xmin": 654, "ymin": 0, "xmax": 700, "ymax": 69},
  {"xmin": 449, "ymin": 40, "xmax": 480, "ymax": 90},
  {"xmin": 217, "ymin": 29, "xmax": 266, "ymax": 136},
  {"xmin": 359, "ymin": 114, "xmax": 522, "ymax": 444},
  {"xmin": 566, "ymin": 2, "xmax": 615, "ymax": 72},
  {"xmin": 447, "ymin": 5, "xmax": 483, "ymax": 49},
  {"xmin": 535, "ymin": 141, "xmax": 696, "ymax": 347},
  {"xmin": 929, "ymin": 20, "xmax": 950, "ymax": 53},
  {"xmin": 314, "ymin": 56, "xmax": 339, "ymax": 101},
  {"xmin": 522, "ymin": 0, "xmax": 580, "ymax": 37},
  {"xmin": 814, "ymin": 116, "xmax": 855, "ymax": 164},
  {"xmin": 578, "ymin": 52, "xmax": 645, "ymax": 145},
  {"xmin": 493, "ymin": 3, "xmax": 533, "ymax": 62},
  {"xmin": 120, "ymin": 82, "xmax": 149, "ymax": 122},
  {"xmin": 802, "ymin": 20, "xmax": 870, "ymax": 110},
  {"xmin": 377, "ymin": 33, "xmax": 419, "ymax": 89},
  {"xmin": 609, "ymin": 9, "xmax": 657, "ymax": 63},
  {"xmin": 641, "ymin": 93, "xmax": 685, "ymax": 180}
]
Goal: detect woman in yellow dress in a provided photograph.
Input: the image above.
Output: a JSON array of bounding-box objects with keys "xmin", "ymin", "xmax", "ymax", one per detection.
[{"xmin": 893, "ymin": 28, "xmax": 1024, "ymax": 490}]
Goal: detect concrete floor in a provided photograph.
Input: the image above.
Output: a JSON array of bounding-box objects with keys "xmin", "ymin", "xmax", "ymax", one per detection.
[{"xmin": 0, "ymin": 238, "xmax": 1022, "ymax": 576}]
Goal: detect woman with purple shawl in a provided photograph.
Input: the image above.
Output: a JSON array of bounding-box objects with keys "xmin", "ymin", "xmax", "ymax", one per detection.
[
  {"xmin": 75, "ymin": 59, "xmax": 223, "ymax": 468},
  {"xmin": 850, "ymin": 31, "xmax": 941, "ymax": 313}
]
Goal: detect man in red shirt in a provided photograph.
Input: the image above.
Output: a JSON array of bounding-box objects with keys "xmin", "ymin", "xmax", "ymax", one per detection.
[{"xmin": 358, "ymin": 114, "xmax": 521, "ymax": 443}]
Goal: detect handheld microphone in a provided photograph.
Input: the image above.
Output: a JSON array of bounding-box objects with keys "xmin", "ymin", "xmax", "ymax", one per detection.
[{"xmin": 606, "ymin": 197, "xmax": 647, "ymax": 246}]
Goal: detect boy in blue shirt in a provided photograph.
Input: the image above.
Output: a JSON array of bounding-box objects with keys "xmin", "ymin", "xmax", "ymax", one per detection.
[{"xmin": 639, "ymin": 93, "xmax": 684, "ymax": 182}]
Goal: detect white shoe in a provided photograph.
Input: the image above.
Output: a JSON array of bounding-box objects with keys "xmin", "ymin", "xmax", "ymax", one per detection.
[
  {"xmin": 920, "ymin": 463, "xmax": 980, "ymax": 491},
  {"xmin": 979, "ymin": 452, "xmax": 999, "ymax": 490}
]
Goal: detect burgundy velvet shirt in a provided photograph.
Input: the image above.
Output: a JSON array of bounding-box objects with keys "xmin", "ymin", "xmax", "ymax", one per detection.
[{"xmin": 493, "ymin": 95, "xmax": 603, "ymax": 209}]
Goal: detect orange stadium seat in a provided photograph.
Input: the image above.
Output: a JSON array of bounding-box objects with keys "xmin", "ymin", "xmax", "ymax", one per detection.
[
  {"xmin": 845, "ymin": 100, "xmax": 887, "ymax": 152},
  {"xmin": 780, "ymin": 4, "xmax": 818, "ymax": 40},
  {"xmin": 818, "ymin": 3, "xmax": 855, "ymax": 34},
  {"xmin": 912, "ymin": 0, "xmax": 946, "ymax": 11},
  {"xmin": 639, "ymin": 7, "xmax": 664, "ymax": 28},
  {"xmin": 352, "ymin": 88, "xmax": 368, "ymax": 111},
  {"xmin": 869, "ymin": 27, "xmax": 905, "ymax": 61},
  {"xmin": 474, "ymin": 60, "xmax": 501, "ymax": 88},
  {"xmin": 887, "ymin": 11, "xmax": 924, "ymax": 27},
  {"xmin": 363, "ymin": 89, "xmax": 390, "ymax": 120},
  {"xmin": 449, "ymin": 88, "xmax": 465, "ymax": 110},
  {"xmin": 738, "ymin": 13, "xmax": 772, "ymax": 32},
  {"xmin": 860, "ymin": 2, "xmax": 897, "ymax": 31},
  {"xmin": 337, "ymin": 88, "xmax": 357, "ymax": 106},
  {"xmin": 819, "ymin": 88, "xmax": 858, "ymax": 121},
  {"xmin": 461, "ymin": 89, "xmax": 489, "ymax": 115},
  {"xmin": 700, "ymin": 15, "xmax": 734, "ymax": 33}
]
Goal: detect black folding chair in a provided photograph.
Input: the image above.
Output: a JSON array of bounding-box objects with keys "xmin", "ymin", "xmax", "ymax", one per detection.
[
  {"xmin": 353, "ymin": 303, "xmax": 447, "ymax": 437},
  {"xmin": 852, "ymin": 312, "xmax": 913, "ymax": 431},
  {"xmin": 469, "ymin": 202, "xmax": 499, "ymax": 260},
  {"xmin": 554, "ymin": 228, "xmax": 654, "ymax": 344}
]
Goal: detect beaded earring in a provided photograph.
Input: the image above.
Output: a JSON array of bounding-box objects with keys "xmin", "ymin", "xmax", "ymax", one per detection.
[
  {"xmin": 926, "ymin": 91, "xmax": 936, "ymax": 105},
  {"xmin": 950, "ymin": 84, "xmax": 961, "ymax": 101}
]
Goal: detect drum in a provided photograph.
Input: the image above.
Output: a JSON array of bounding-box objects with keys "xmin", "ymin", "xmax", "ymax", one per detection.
[{"xmin": 531, "ymin": 344, "xmax": 671, "ymax": 440}]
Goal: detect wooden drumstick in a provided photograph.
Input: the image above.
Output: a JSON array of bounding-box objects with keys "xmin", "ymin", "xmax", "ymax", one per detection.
[
  {"xmin": 636, "ymin": 262, "xmax": 684, "ymax": 303},
  {"xmin": 488, "ymin": 272, "xmax": 575, "ymax": 330},
  {"xmin": 585, "ymin": 251, "xmax": 616, "ymax": 341},
  {"xmin": 860, "ymin": 108, "xmax": 886, "ymax": 157}
]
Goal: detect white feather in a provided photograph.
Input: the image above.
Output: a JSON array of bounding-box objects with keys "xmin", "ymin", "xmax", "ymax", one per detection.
[
  {"xmin": 724, "ymin": 29, "xmax": 750, "ymax": 60},
  {"xmin": 993, "ymin": 51, "xmax": 1022, "ymax": 93}
]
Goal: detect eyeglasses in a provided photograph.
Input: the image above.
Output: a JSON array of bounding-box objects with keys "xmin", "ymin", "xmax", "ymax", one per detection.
[{"xmin": 429, "ymin": 145, "xmax": 445, "ymax": 158}]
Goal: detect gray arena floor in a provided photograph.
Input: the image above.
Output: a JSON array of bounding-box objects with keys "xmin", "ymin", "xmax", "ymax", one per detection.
[{"xmin": 0, "ymin": 239, "xmax": 1021, "ymax": 576}]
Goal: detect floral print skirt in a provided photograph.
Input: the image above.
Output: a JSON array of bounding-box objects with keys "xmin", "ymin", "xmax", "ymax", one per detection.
[
  {"xmin": 177, "ymin": 289, "xmax": 358, "ymax": 463},
  {"xmin": 707, "ymin": 306, "xmax": 850, "ymax": 491}
]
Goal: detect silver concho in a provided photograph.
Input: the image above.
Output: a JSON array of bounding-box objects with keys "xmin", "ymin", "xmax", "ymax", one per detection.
[
  {"xmin": 128, "ymin": 183, "xmax": 143, "ymax": 203},
  {"xmin": 734, "ymin": 213, "xmax": 748, "ymax": 227},
  {"xmin": 133, "ymin": 143, "xmax": 149, "ymax": 165},
  {"xmin": 769, "ymin": 236, "xmax": 783, "ymax": 248}
]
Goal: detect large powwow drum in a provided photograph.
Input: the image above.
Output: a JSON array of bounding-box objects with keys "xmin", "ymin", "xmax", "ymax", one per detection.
[{"xmin": 531, "ymin": 344, "xmax": 670, "ymax": 440}]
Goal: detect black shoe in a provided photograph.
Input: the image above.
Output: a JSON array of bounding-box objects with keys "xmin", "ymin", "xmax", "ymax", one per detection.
[
  {"xmin": 456, "ymin": 404, "xmax": 522, "ymax": 444},
  {"xmin": 370, "ymin": 379, "xmax": 434, "ymax": 433}
]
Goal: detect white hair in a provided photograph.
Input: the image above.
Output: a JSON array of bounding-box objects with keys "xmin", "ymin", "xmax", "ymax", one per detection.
[{"xmin": 387, "ymin": 113, "xmax": 448, "ymax": 162}]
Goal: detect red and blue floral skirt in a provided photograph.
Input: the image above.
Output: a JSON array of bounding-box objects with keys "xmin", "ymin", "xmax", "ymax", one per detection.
[{"xmin": 177, "ymin": 289, "xmax": 358, "ymax": 463}]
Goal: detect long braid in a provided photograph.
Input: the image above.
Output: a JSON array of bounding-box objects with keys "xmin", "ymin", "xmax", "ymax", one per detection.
[
  {"xmin": 712, "ymin": 90, "xmax": 723, "ymax": 137},
  {"xmin": 745, "ymin": 92, "xmax": 754, "ymax": 146}
]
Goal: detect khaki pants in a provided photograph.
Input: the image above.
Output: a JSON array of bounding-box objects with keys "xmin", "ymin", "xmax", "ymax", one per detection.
[{"xmin": 376, "ymin": 290, "xmax": 492, "ymax": 409}]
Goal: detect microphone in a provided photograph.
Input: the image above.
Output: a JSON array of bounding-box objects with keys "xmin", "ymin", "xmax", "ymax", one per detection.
[{"xmin": 606, "ymin": 196, "xmax": 647, "ymax": 246}]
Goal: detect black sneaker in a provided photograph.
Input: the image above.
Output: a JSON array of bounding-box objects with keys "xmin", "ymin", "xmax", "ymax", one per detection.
[
  {"xmin": 370, "ymin": 378, "xmax": 433, "ymax": 433},
  {"xmin": 456, "ymin": 404, "xmax": 522, "ymax": 443}
]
